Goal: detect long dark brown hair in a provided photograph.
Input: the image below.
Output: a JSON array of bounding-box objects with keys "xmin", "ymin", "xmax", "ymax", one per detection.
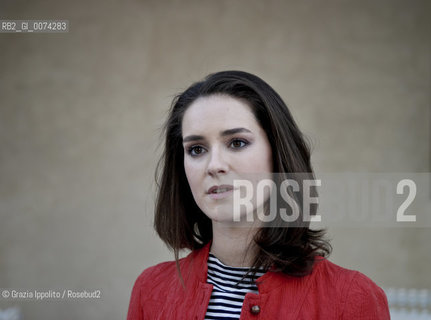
[{"xmin": 154, "ymin": 70, "xmax": 331, "ymax": 277}]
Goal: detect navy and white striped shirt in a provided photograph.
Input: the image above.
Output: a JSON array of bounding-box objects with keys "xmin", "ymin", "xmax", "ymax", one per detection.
[{"xmin": 204, "ymin": 253, "xmax": 266, "ymax": 320}]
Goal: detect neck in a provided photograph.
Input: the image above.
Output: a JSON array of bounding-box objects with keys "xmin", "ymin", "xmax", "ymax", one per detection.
[{"xmin": 210, "ymin": 222, "xmax": 259, "ymax": 267}]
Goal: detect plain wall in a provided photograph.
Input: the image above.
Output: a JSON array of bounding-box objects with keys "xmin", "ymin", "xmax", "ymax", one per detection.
[{"xmin": 0, "ymin": 0, "xmax": 430, "ymax": 318}]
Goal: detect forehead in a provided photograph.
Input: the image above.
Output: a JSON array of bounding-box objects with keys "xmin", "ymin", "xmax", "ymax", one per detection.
[{"xmin": 182, "ymin": 95, "xmax": 259, "ymax": 134}]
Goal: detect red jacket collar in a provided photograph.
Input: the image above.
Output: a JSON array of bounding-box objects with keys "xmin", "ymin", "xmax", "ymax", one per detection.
[{"xmin": 184, "ymin": 241, "xmax": 312, "ymax": 294}]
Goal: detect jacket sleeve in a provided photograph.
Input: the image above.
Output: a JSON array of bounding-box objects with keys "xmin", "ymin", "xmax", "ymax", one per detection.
[
  {"xmin": 341, "ymin": 272, "xmax": 390, "ymax": 319},
  {"xmin": 127, "ymin": 275, "xmax": 144, "ymax": 320}
]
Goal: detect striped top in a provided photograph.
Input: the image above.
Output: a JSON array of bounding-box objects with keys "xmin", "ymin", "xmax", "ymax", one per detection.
[{"xmin": 204, "ymin": 253, "xmax": 266, "ymax": 320}]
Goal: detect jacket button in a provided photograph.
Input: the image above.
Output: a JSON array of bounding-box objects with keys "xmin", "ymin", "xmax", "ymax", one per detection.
[{"xmin": 250, "ymin": 305, "xmax": 261, "ymax": 314}]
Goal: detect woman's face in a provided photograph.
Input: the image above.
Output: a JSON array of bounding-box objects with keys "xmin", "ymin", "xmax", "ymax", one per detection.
[{"xmin": 182, "ymin": 94, "xmax": 273, "ymax": 223}]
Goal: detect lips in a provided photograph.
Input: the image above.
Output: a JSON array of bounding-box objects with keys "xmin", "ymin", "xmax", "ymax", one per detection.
[{"xmin": 207, "ymin": 185, "xmax": 234, "ymax": 194}]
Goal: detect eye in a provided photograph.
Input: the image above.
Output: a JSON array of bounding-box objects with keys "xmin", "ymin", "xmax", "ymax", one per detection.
[
  {"xmin": 229, "ymin": 139, "xmax": 248, "ymax": 149},
  {"xmin": 187, "ymin": 145, "xmax": 206, "ymax": 157}
]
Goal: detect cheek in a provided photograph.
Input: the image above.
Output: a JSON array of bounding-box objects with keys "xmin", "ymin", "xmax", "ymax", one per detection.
[
  {"xmin": 240, "ymin": 142, "xmax": 273, "ymax": 173},
  {"xmin": 260, "ymin": 139, "xmax": 273, "ymax": 172},
  {"xmin": 184, "ymin": 160, "xmax": 200, "ymax": 195}
]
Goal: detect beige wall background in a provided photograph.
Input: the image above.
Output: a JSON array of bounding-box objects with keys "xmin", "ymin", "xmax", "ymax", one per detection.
[{"xmin": 0, "ymin": 0, "xmax": 430, "ymax": 319}]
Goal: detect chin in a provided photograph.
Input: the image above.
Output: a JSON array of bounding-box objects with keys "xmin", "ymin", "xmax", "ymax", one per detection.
[{"xmin": 205, "ymin": 210, "xmax": 235, "ymax": 223}]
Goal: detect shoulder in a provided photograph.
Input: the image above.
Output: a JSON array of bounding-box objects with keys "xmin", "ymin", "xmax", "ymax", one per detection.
[
  {"xmin": 127, "ymin": 259, "xmax": 181, "ymax": 320},
  {"xmin": 133, "ymin": 259, "xmax": 179, "ymax": 292},
  {"xmin": 132, "ymin": 250, "xmax": 197, "ymax": 295},
  {"xmin": 130, "ymin": 248, "xmax": 205, "ymax": 297},
  {"xmin": 312, "ymin": 258, "xmax": 390, "ymax": 319},
  {"xmin": 127, "ymin": 256, "xmax": 190, "ymax": 320},
  {"xmin": 312, "ymin": 258, "xmax": 360, "ymax": 286},
  {"xmin": 341, "ymin": 270, "xmax": 390, "ymax": 319}
]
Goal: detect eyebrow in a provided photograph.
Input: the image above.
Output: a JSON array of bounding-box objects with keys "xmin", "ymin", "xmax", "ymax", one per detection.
[{"xmin": 182, "ymin": 127, "xmax": 252, "ymax": 143}]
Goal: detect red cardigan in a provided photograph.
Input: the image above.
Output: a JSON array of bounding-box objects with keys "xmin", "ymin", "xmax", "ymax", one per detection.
[{"xmin": 127, "ymin": 243, "xmax": 390, "ymax": 319}]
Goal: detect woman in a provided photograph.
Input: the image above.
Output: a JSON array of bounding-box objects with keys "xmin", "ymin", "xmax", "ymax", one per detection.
[{"xmin": 127, "ymin": 71, "xmax": 390, "ymax": 319}]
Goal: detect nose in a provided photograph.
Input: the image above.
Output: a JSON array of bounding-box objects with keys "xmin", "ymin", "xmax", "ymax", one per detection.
[{"xmin": 206, "ymin": 147, "xmax": 229, "ymax": 176}]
